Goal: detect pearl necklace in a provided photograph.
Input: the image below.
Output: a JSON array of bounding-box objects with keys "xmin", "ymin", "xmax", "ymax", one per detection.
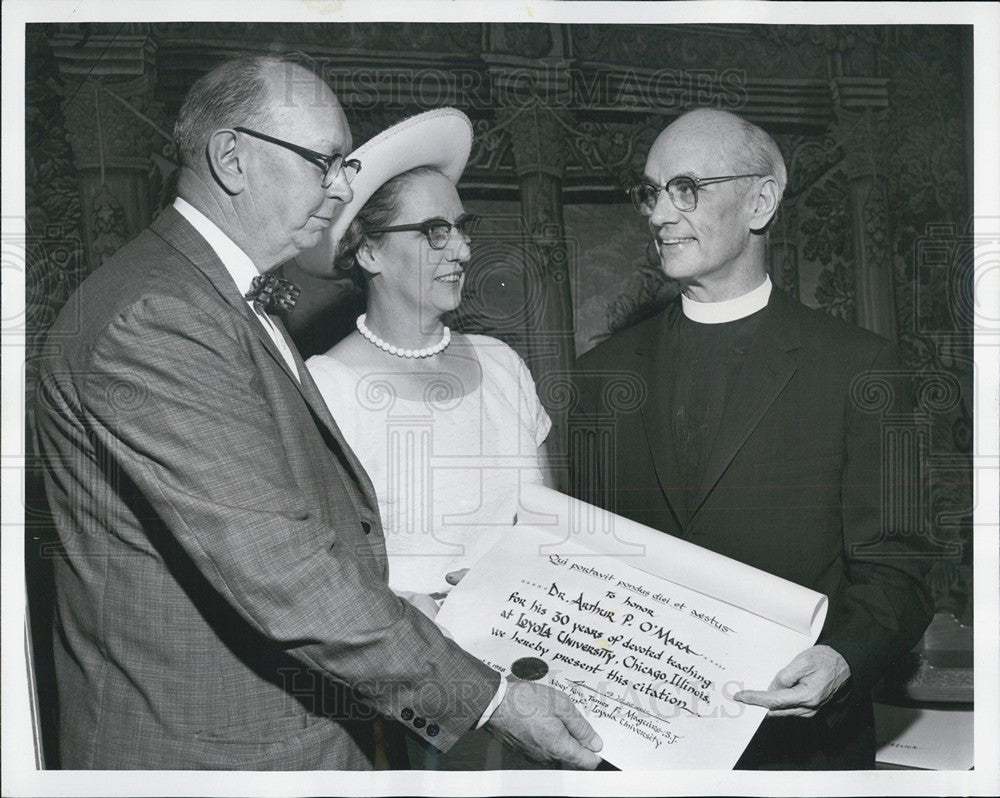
[{"xmin": 356, "ymin": 314, "xmax": 451, "ymax": 358}]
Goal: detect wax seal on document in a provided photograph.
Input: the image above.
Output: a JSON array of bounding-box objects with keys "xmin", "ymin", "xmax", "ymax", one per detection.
[{"xmin": 511, "ymin": 657, "xmax": 548, "ymax": 681}]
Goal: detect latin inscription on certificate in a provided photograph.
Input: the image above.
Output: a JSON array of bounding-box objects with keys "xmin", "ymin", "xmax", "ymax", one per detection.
[
  {"xmin": 471, "ymin": 553, "xmax": 743, "ymax": 754},
  {"xmin": 436, "ymin": 501, "xmax": 826, "ymax": 769}
]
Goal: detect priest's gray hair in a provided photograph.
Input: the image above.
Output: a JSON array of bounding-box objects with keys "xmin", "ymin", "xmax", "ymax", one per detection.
[{"xmin": 737, "ymin": 117, "xmax": 788, "ymax": 205}]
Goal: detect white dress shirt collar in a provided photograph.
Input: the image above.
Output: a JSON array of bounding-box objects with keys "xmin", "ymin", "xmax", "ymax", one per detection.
[
  {"xmin": 173, "ymin": 198, "xmax": 300, "ymax": 380},
  {"xmin": 681, "ymin": 275, "xmax": 773, "ymax": 324},
  {"xmin": 173, "ymin": 197, "xmax": 261, "ymax": 294}
]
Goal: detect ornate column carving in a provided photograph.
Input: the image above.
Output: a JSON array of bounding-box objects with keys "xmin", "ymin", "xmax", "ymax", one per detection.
[
  {"xmin": 503, "ymin": 103, "xmax": 575, "ymax": 370},
  {"xmin": 486, "ymin": 50, "xmax": 576, "ymax": 464},
  {"xmin": 51, "ymin": 27, "xmax": 170, "ymax": 271},
  {"xmin": 832, "ymin": 78, "xmax": 897, "ymax": 340},
  {"xmin": 24, "ymin": 27, "xmax": 85, "ymax": 377}
]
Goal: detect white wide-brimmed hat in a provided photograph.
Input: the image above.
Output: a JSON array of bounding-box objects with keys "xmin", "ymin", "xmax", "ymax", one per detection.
[{"xmin": 295, "ymin": 107, "xmax": 474, "ymax": 276}]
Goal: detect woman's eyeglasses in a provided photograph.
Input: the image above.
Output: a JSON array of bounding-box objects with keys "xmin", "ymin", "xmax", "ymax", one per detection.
[{"xmin": 367, "ymin": 213, "xmax": 482, "ymax": 250}]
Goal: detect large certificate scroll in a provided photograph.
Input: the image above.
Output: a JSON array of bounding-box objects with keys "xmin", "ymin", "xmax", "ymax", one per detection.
[{"xmin": 435, "ymin": 485, "xmax": 828, "ymax": 770}]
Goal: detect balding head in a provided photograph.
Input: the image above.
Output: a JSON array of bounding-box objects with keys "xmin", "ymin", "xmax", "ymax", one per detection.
[
  {"xmin": 651, "ymin": 109, "xmax": 787, "ymax": 202},
  {"xmin": 173, "ymin": 53, "xmax": 354, "ymax": 270},
  {"xmin": 173, "ymin": 53, "xmax": 337, "ymax": 174},
  {"xmin": 641, "ymin": 109, "xmax": 785, "ymax": 301}
]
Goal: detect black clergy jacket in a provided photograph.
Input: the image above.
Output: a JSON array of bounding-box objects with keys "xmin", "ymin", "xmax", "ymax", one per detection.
[{"xmin": 570, "ymin": 287, "xmax": 934, "ymax": 769}]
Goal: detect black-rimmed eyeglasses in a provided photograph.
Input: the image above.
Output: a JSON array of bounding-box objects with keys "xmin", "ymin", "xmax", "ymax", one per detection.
[
  {"xmin": 367, "ymin": 213, "xmax": 482, "ymax": 250},
  {"xmin": 233, "ymin": 126, "xmax": 362, "ymax": 186},
  {"xmin": 628, "ymin": 174, "xmax": 764, "ymax": 215}
]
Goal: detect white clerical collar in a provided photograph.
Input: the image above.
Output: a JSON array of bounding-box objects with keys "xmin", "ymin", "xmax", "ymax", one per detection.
[
  {"xmin": 173, "ymin": 197, "xmax": 260, "ymax": 295},
  {"xmin": 681, "ymin": 276, "xmax": 772, "ymax": 324}
]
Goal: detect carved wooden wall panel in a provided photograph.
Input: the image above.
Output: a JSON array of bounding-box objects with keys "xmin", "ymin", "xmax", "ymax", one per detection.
[{"xmin": 25, "ymin": 21, "xmax": 974, "ymax": 620}]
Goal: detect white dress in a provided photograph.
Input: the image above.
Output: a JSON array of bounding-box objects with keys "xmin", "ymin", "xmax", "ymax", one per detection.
[{"xmin": 306, "ymin": 334, "xmax": 551, "ymax": 596}]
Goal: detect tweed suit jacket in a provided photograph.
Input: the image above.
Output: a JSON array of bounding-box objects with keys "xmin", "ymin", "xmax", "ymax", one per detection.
[
  {"xmin": 34, "ymin": 206, "xmax": 499, "ymax": 770},
  {"xmin": 571, "ymin": 288, "xmax": 934, "ymax": 769}
]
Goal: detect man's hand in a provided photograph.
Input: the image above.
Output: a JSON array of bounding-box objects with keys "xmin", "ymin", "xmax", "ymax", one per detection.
[
  {"xmin": 445, "ymin": 568, "xmax": 468, "ymax": 586},
  {"xmin": 486, "ymin": 680, "xmax": 603, "ymax": 769},
  {"xmin": 733, "ymin": 645, "xmax": 850, "ymax": 718},
  {"xmin": 395, "ymin": 590, "xmax": 440, "ymax": 621}
]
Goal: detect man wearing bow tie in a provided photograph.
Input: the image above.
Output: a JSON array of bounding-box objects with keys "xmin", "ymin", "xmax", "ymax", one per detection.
[{"xmin": 33, "ymin": 53, "xmax": 601, "ymax": 770}]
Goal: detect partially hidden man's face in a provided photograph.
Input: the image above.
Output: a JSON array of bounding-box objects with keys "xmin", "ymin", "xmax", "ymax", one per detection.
[
  {"xmin": 643, "ymin": 119, "xmax": 760, "ymax": 297},
  {"xmin": 245, "ymin": 64, "xmax": 354, "ymax": 266}
]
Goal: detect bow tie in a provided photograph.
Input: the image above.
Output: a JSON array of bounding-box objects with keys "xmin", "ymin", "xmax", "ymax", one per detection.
[{"xmin": 244, "ymin": 274, "xmax": 301, "ymax": 314}]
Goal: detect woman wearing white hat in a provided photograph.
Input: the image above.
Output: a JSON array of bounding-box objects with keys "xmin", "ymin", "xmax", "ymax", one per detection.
[{"xmin": 303, "ymin": 109, "xmax": 554, "ymax": 769}]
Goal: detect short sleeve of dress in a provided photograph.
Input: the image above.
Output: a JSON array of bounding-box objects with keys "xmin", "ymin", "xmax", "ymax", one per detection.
[
  {"xmin": 466, "ymin": 336, "xmax": 551, "ymax": 448},
  {"xmin": 516, "ymin": 355, "xmax": 552, "ymax": 447},
  {"xmin": 464, "ymin": 335, "xmax": 551, "ymax": 449}
]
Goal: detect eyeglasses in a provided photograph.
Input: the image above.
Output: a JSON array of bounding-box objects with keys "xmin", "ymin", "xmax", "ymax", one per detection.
[
  {"xmin": 367, "ymin": 213, "xmax": 482, "ymax": 250},
  {"xmin": 628, "ymin": 173, "xmax": 764, "ymax": 215},
  {"xmin": 233, "ymin": 126, "xmax": 362, "ymax": 186}
]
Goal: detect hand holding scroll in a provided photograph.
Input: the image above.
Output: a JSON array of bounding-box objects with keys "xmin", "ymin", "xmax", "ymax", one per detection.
[
  {"xmin": 733, "ymin": 644, "xmax": 850, "ymax": 718},
  {"xmin": 397, "ymin": 570, "xmax": 469, "ymax": 620},
  {"xmin": 486, "ymin": 680, "xmax": 604, "ymax": 769},
  {"xmin": 445, "ymin": 568, "xmax": 468, "ymax": 586},
  {"xmin": 395, "ymin": 590, "xmax": 440, "ymax": 621}
]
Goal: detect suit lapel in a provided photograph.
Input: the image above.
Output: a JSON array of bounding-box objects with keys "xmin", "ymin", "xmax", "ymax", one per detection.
[
  {"xmin": 274, "ymin": 316, "xmax": 382, "ymax": 508},
  {"xmin": 687, "ymin": 289, "xmax": 801, "ymax": 525},
  {"xmin": 151, "ymin": 208, "xmax": 306, "ymax": 383},
  {"xmin": 248, "ymin": 312, "xmax": 304, "ymax": 387},
  {"xmin": 150, "ymin": 207, "xmax": 379, "ymax": 511},
  {"xmin": 637, "ymin": 303, "xmax": 685, "ymax": 531}
]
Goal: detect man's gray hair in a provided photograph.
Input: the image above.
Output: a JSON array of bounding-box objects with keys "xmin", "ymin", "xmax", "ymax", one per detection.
[
  {"xmin": 172, "ymin": 53, "xmax": 315, "ymax": 169},
  {"xmin": 736, "ymin": 117, "xmax": 788, "ymax": 204}
]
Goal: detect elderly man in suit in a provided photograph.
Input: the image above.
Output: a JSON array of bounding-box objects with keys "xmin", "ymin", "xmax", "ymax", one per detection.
[
  {"xmin": 33, "ymin": 53, "xmax": 602, "ymax": 770},
  {"xmin": 571, "ymin": 108, "xmax": 933, "ymax": 769}
]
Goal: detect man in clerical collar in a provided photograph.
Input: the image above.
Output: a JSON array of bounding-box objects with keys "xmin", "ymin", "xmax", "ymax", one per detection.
[{"xmin": 571, "ymin": 109, "xmax": 933, "ymax": 769}]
